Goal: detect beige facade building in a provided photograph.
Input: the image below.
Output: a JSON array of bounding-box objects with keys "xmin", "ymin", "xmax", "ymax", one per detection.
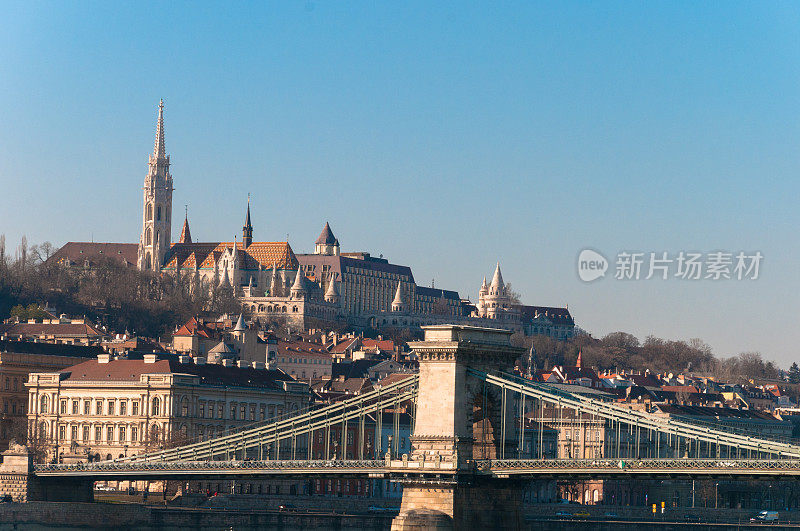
[{"xmin": 26, "ymin": 353, "xmax": 309, "ymax": 462}]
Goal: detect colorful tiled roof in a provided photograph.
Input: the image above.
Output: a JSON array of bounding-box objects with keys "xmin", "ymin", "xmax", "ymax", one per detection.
[{"xmin": 163, "ymin": 241, "xmax": 298, "ymax": 271}]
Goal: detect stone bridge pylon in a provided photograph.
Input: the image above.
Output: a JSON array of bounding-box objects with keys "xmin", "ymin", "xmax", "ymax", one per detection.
[{"xmin": 391, "ymin": 325, "xmax": 525, "ymax": 531}]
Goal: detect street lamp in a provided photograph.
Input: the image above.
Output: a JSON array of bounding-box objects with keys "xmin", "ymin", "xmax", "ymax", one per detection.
[{"xmin": 715, "ymin": 482, "xmax": 719, "ymax": 509}]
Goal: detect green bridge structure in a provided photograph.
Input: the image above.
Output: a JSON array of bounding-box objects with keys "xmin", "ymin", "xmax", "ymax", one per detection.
[{"xmin": 4, "ymin": 325, "xmax": 800, "ymax": 530}]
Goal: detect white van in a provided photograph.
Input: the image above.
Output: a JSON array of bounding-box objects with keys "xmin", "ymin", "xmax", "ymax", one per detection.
[{"xmin": 750, "ymin": 510, "xmax": 779, "ymax": 522}]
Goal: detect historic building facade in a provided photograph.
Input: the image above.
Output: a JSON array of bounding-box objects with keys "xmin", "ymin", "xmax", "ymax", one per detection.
[{"xmin": 26, "ymin": 353, "xmax": 309, "ymax": 463}]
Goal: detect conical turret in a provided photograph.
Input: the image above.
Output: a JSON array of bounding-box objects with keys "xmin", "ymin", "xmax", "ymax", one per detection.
[
  {"xmin": 489, "ymin": 262, "xmax": 504, "ymax": 294},
  {"xmin": 233, "ymin": 313, "xmax": 246, "ymax": 332},
  {"xmin": 391, "ymin": 282, "xmax": 405, "ymax": 313},
  {"xmin": 290, "ymin": 265, "xmax": 306, "ymax": 299},
  {"xmin": 325, "ymin": 278, "xmax": 339, "ymax": 304}
]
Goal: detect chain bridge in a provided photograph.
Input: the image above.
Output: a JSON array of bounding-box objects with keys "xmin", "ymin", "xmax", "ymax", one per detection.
[{"xmin": 6, "ymin": 325, "xmax": 800, "ymax": 529}]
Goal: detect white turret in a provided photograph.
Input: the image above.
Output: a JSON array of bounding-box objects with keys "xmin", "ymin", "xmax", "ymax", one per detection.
[
  {"xmin": 290, "ymin": 265, "xmax": 306, "ymax": 300},
  {"xmin": 391, "ymin": 282, "xmax": 405, "ymax": 313},
  {"xmin": 325, "ymin": 278, "xmax": 339, "ymax": 304}
]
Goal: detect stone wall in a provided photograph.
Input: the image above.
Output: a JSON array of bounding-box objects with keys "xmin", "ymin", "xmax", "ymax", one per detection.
[{"xmin": 0, "ymin": 502, "xmax": 393, "ymax": 530}]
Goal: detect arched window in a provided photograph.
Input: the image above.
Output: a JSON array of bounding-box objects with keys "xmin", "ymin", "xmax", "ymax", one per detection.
[
  {"xmin": 146, "ymin": 203, "xmax": 153, "ymax": 220},
  {"xmin": 593, "ymin": 489, "xmax": 599, "ymax": 504},
  {"xmin": 150, "ymin": 423, "xmax": 159, "ymax": 440},
  {"xmin": 152, "ymin": 397, "xmax": 161, "ymax": 416},
  {"xmin": 180, "ymin": 397, "xmax": 189, "ymax": 417},
  {"xmin": 156, "ymin": 205, "xmax": 162, "ymax": 221},
  {"xmin": 40, "ymin": 395, "xmax": 49, "ymax": 413},
  {"xmin": 146, "ymin": 228, "xmax": 152, "ymax": 246}
]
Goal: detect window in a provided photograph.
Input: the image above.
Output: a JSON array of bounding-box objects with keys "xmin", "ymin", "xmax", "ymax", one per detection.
[
  {"xmin": 12, "ymin": 378, "xmax": 17, "ymax": 391},
  {"xmin": 108, "ymin": 401, "xmax": 115, "ymax": 415},
  {"xmin": 260, "ymin": 405, "xmax": 265, "ymax": 421},
  {"xmin": 240, "ymin": 405, "xmax": 246, "ymax": 420},
  {"xmin": 60, "ymin": 400, "xmax": 67, "ymax": 415},
  {"xmin": 96, "ymin": 400, "xmax": 103, "ymax": 415},
  {"xmin": 71, "ymin": 425, "xmax": 78, "ymax": 440},
  {"xmin": 130, "ymin": 426, "xmax": 138, "ymax": 442},
  {"xmin": 249, "ymin": 405, "xmax": 255, "ymax": 421},
  {"xmin": 119, "ymin": 426, "xmax": 126, "ymax": 442},
  {"xmin": 131, "ymin": 401, "xmax": 139, "ymax": 416},
  {"xmin": 82, "ymin": 425, "xmax": 89, "ymax": 441},
  {"xmin": 40, "ymin": 395, "xmax": 48, "ymax": 414},
  {"xmin": 84, "ymin": 400, "xmax": 90, "ymax": 415},
  {"xmin": 95, "ymin": 426, "xmax": 102, "ymax": 441},
  {"xmin": 230, "ymin": 404, "xmax": 237, "ymax": 420},
  {"xmin": 58, "ymin": 425, "xmax": 66, "ymax": 440},
  {"xmin": 199, "ymin": 402, "xmax": 205, "ymax": 418},
  {"xmin": 151, "ymin": 397, "xmax": 160, "ymax": 416},
  {"xmin": 4, "ymin": 378, "xmax": 8, "ymax": 390},
  {"xmin": 72, "ymin": 400, "xmax": 79, "ymax": 415},
  {"xmin": 107, "ymin": 426, "xmax": 114, "ymax": 442},
  {"xmin": 120, "ymin": 401, "xmax": 127, "ymax": 416},
  {"xmin": 217, "ymin": 403, "xmax": 223, "ymax": 419},
  {"xmin": 181, "ymin": 398, "xmax": 189, "ymax": 417}
]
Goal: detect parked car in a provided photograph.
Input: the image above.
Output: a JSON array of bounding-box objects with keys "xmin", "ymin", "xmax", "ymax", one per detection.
[
  {"xmin": 573, "ymin": 511, "xmax": 590, "ymax": 518},
  {"xmin": 684, "ymin": 514, "xmax": 701, "ymax": 522},
  {"xmin": 750, "ymin": 510, "xmax": 779, "ymax": 522},
  {"xmin": 554, "ymin": 511, "xmax": 572, "ymax": 518},
  {"xmin": 278, "ymin": 504, "xmax": 296, "ymax": 512},
  {"xmin": 603, "ymin": 512, "xmax": 618, "ymax": 518}
]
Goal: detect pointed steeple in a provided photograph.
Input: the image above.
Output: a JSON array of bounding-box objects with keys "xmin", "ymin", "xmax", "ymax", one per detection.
[
  {"xmin": 218, "ymin": 266, "xmax": 230, "ymax": 287},
  {"xmin": 290, "ymin": 265, "xmax": 306, "ymax": 299},
  {"xmin": 391, "ymin": 282, "xmax": 405, "ymax": 312},
  {"xmin": 315, "ymin": 222, "xmax": 340, "ymax": 255},
  {"xmin": 233, "ymin": 313, "xmax": 246, "ymax": 332},
  {"xmin": 325, "ymin": 278, "xmax": 339, "ymax": 303},
  {"xmin": 481, "ymin": 276, "xmax": 488, "ymax": 289},
  {"xmin": 242, "ymin": 195, "xmax": 253, "ymax": 248},
  {"xmin": 576, "ymin": 349, "xmax": 583, "ymax": 369},
  {"xmin": 490, "ymin": 262, "xmax": 504, "ymax": 292},
  {"xmin": 270, "ymin": 265, "xmax": 280, "ymax": 297},
  {"xmin": 154, "ymin": 99, "xmax": 166, "ymax": 159},
  {"xmin": 178, "ymin": 211, "xmax": 192, "ymax": 244}
]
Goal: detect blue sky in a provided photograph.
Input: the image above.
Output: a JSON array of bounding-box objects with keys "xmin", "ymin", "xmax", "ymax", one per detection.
[{"xmin": 1, "ymin": 2, "xmax": 799, "ymax": 365}]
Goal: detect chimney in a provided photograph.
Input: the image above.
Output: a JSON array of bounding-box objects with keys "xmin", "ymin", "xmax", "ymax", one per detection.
[
  {"xmin": 143, "ymin": 354, "xmax": 157, "ymax": 364},
  {"xmin": 97, "ymin": 354, "xmax": 110, "ymax": 364}
]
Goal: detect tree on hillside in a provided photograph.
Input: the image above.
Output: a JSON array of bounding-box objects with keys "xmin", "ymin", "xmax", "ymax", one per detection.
[{"xmin": 790, "ymin": 363, "xmax": 800, "ymax": 384}]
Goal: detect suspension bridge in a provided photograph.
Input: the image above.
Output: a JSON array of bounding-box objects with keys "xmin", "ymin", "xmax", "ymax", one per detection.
[{"xmin": 7, "ymin": 325, "xmax": 800, "ymax": 529}]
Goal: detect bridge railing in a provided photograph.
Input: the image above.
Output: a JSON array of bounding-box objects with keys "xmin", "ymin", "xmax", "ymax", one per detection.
[
  {"xmin": 474, "ymin": 369, "xmax": 800, "ymax": 458},
  {"xmin": 115, "ymin": 374, "xmax": 418, "ymax": 464}
]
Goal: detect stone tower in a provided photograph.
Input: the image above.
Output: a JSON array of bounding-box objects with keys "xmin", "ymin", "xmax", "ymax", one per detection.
[
  {"xmin": 314, "ymin": 222, "xmax": 340, "ymax": 256},
  {"xmin": 137, "ymin": 100, "xmax": 174, "ymax": 271}
]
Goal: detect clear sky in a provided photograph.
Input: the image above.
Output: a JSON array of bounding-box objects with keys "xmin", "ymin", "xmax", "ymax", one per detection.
[{"xmin": 1, "ymin": 2, "xmax": 799, "ymax": 365}]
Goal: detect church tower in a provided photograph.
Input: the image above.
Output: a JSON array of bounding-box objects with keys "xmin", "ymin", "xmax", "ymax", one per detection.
[{"xmin": 137, "ymin": 100, "xmax": 174, "ymax": 271}]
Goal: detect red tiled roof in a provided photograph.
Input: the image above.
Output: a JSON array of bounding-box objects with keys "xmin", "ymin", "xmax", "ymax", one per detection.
[
  {"xmin": 361, "ymin": 339, "xmax": 395, "ymax": 352},
  {"xmin": 278, "ymin": 338, "xmax": 331, "ymax": 358},
  {"xmin": 328, "ymin": 338, "xmax": 359, "ymax": 354}
]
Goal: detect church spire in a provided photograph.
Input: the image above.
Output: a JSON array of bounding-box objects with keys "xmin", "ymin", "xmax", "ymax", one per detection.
[
  {"xmin": 242, "ymin": 195, "xmax": 253, "ymax": 248},
  {"xmin": 178, "ymin": 208, "xmax": 192, "ymax": 244},
  {"xmin": 154, "ymin": 99, "xmax": 166, "ymax": 159}
]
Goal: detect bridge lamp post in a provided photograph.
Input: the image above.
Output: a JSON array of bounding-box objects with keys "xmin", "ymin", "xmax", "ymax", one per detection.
[{"xmin": 715, "ymin": 482, "xmax": 719, "ymax": 509}]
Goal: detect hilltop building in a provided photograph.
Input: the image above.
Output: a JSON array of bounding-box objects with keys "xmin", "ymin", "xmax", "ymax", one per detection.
[{"xmin": 50, "ymin": 101, "xmax": 576, "ymax": 339}]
